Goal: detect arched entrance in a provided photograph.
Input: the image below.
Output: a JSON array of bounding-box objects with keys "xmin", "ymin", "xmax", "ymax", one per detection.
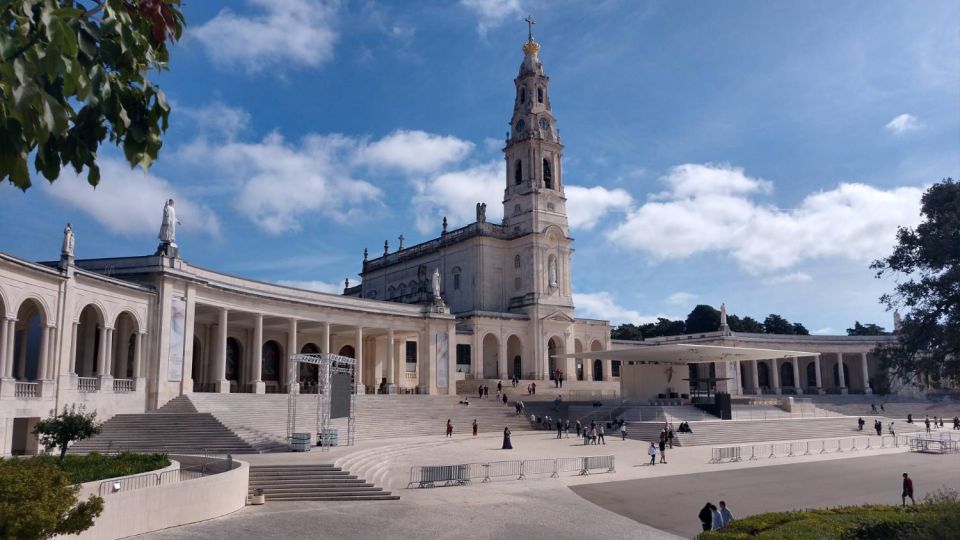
[
  {"xmin": 262, "ymin": 340, "xmax": 282, "ymax": 391},
  {"xmin": 757, "ymin": 362, "xmax": 770, "ymax": 389},
  {"xmin": 338, "ymin": 345, "xmax": 355, "ymax": 358},
  {"xmin": 225, "ymin": 337, "xmax": 242, "ymax": 388},
  {"xmin": 113, "ymin": 311, "xmax": 139, "ymax": 379},
  {"xmin": 299, "ymin": 343, "xmax": 320, "ymax": 392},
  {"xmin": 574, "ymin": 339, "xmax": 584, "ymax": 381},
  {"xmin": 806, "ymin": 362, "xmax": 817, "ymax": 388},
  {"xmin": 13, "ymin": 299, "xmax": 46, "ymax": 381},
  {"xmin": 780, "ymin": 361, "xmax": 795, "ymax": 388},
  {"xmin": 590, "ymin": 340, "xmax": 603, "ymax": 381},
  {"xmin": 506, "ymin": 335, "xmax": 522, "ymax": 379},
  {"xmin": 482, "ymin": 334, "xmax": 499, "ymax": 379},
  {"xmin": 74, "ymin": 304, "xmax": 104, "ymax": 377},
  {"xmin": 833, "ymin": 361, "xmax": 850, "ymax": 388},
  {"xmin": 547, "ymin": 336, "xmax": 565, "ymax": 381}
]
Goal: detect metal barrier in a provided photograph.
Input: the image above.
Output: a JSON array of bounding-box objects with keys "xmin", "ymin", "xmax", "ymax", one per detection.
[
  {"xmin": 710, "ymin": 434, "xmax": 917, "ymax": 464},
  {"xmin": 96, "ymin": 454, "xmax": 228, "ymax": 496},
  {"xmin": 408, "ymin": 455, "xmax": 615, "ymax": 488}
]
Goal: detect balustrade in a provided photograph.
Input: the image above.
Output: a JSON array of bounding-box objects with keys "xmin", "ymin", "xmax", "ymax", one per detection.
[
  {"xmin": 14, "ymin": 382, "xmax": 39, "ymax": 398},
  {"xmin": 78, "ymin": 377, "xmax": 98, "ymax": 392}
]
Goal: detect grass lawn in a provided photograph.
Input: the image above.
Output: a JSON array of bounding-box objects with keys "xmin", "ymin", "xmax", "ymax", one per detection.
[{"xmin": 701, "ymin": 490, "xmax": 960, "ymax": 539}]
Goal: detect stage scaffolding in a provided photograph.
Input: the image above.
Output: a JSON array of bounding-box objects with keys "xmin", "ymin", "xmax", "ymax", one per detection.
[{"xmin": 286, "ymin": 353, "xmax": 357, "ymax": 451}]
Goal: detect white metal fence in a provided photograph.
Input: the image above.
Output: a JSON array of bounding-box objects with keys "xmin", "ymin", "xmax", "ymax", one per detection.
[
  {"xmin": 408, "ymin": 455, "xmax": 615, "ymax": 488},
  {"xmin": 710, "ymin": 432, "xmax": 960, "ymax": 463}
]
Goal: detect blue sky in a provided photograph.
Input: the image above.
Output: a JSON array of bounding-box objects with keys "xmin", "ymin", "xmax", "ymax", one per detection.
[{"xmin": 1, "ymin": 0, "xmax": 958, "ymax": 334}]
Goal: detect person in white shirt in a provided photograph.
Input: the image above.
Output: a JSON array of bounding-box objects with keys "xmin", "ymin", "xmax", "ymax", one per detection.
[{"xmin": 647, "ymin": 442, "xmax": 657, "ymax": 465}]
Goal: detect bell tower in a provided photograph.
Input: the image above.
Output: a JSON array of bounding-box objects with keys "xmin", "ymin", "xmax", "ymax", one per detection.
[{"xmin": 502, "ymin": 17, "xmax": 569, "ymax": 237}]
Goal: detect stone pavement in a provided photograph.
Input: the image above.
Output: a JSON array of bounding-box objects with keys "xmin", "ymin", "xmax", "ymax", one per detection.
[{"xmin": 572, "ymin": 452, "xmax": 960, "ymax": 539}]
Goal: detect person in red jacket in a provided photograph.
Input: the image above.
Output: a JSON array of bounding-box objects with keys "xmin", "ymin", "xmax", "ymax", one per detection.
[
  {"xmin": 446, "ymin": 419, "xmax": 453, "ymax": 438},
  {"xmin": 902, "ymin": 472, "xmax": 915, "ymax": 506}
]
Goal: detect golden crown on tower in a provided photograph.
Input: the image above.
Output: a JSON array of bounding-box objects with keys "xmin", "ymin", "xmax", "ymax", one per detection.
[{"xmin": 522, "ymin": 40, "xmax": 541, "ymax": 55}]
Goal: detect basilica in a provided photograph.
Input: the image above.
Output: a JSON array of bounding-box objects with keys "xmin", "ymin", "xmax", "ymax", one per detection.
[{"xmin": 0, "ymin": 31, "xmax": 895, "ymax": 455}]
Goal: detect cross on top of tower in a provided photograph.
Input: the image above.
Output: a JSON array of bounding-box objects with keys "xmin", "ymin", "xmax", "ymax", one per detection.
[{"xmin": 524, "ymin": 15, "xmax": 535, "ymax": 41}]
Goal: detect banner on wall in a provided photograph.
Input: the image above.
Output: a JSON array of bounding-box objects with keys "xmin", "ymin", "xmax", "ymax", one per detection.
[
  {"xmin": 167, "ymin": 297, "xmax": 186, "ymax": 381},
  {"xmin": 436, "ymin": 331, "xmax": 449, "ymax": 389}
]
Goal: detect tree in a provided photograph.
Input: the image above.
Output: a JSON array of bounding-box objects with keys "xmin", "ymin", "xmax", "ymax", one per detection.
[
  {"xmin": 611, "ymin": 323, "xmax": 643, "ymax": 341},
  {"xmin": 791, "ymin": 322, "xmax": 810, "ymax": 336},
  {"xmin": 1, "ymin": 0, "xmax": 185, "ymax": 190},
  {"xmin": 728, "ymin": 315, "xmax": 764, "ymax": 333},
  {"xmin": 0, "ymin": 458, "xmax": 104, "ymax": 538},
  {"xmin": 685, "ymin": 304, "xmax": 721, "ymax": 333},
  {"xmin": 847, "ymin": 321, "xmax": 889, "ymax": 336},
  {"xmin": 872, "ymin": 178, "xmax": 960, "ymax": 383},
  {"xmin": 32, "ymin": 405, "xmax": 101, "ymax": 462},
  {"xmin": 763, "ymin": 314, "xmax": 795, "ymax": 335}
]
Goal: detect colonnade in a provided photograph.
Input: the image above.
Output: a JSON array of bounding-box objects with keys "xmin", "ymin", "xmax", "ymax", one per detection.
[{"xmin": 740, "ymin": 352, "xmax": 874, "ymax": 395}]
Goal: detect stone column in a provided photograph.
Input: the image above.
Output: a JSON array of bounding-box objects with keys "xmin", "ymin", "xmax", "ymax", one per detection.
[
  {"xmin": 285, "ymin": 318, "xmax": 298, "ymax": 392},
  {"xmin": 0, "ymin": 318, "xmax": 7, "ymax": 381},
  {"xmin": 251, "ymin": 314, "xmax": 264, "ymax": 394},
  {"xmin": 3, "ymin": 319, "xmax": 15, "ymax": 379},
  {"xmin": 770, "ymin": 358, "xmax": 781, "ymax": 394},
  {"xmin": 214, "ymin": 308, "xmax": 230, "ymax": 393},
  {"xmin": 860, "ymin": 352, "xmax": 872, "ymax": 394},
  {"xmin": 837, "ymin": 352, "xmax": 847, "ymax": 394},
  {"xmin": 814, "ymin": 354, "xmax": 824, "ymax": 394},
  {"xmin": 355, "ymin": 326, "xmax": 365, "ymax": 394},
  {"xmin": 15, "ymin": 329, "xmax": 27, "ymax": 379},
  {"xmin": 99, "ymin": 328, "xmax": 115, "ymax": 391},
  {"xmin": 133, "ymin": 332, "xmax": 143, "ymax": 379},
  {"xmin": 499, "ymin": 337, "xmax": 508, "ymax": 380},
  {"xmin": 790, "ymin": 357, "xmax": 802, "ymax": 395},
  {"xmin": 69, "ymin": 322, "xmax": 78, "ymax": 375},
  {"xmin": 751, "ymin": 359, "xmax": 761, "ymax": 395},
  {"xmin": 385, "ymin": 329, "xmax": 395, "ymax": 390},
  {"xmin": 36, "ymin": 325, "xmax": 49, "ymax": 381}
]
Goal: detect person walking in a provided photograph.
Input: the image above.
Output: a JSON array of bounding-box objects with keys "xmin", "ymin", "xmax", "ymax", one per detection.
[
  {"xmin": 954, "ymin": 416, "xmax": 959, "ymax": 430},
  {"xmin": 718, "ymin": 501, "xmax": 734, "ymax": 527},
  {"xmin": 925, "ymin": 416, "xmax": 931, "ymax": 434},
  {"xmin": 668, "ymin": 427, "xmax": 675, "ymax": 449},
  {"xmin": 502, "ymin": 427, "xmax": 513, "ymax": 450},
  {"xmin": 472, "ymin": 419, "xmax": 478, "ymax": 436},
  {"xmin": 698, "ymin": 503, "xmax": 714, "ymax": 532},
  {"xmin": 558, "ymin": 372, "xmax": 564, "ymax": 389},
  {"xmin": 527, "ymin": 383, "xmax": 532, "ymax": 395},
  {"xmin": 446, "ymin": 419, "xmax": 453, "ymax": 438},
  {"xmin": 902, "ymin": 472, "xmax": 915, "ymax": 506},
  {"xmin": 531, "ymin": 382, "xmax": 536, "ymax": 395},
  {"xmin": 659, "ymin": 438, "xmax": 667, "ymax": 464},
  {"xmin": 939, "ymin": 417, "xmax": 944, "ymax": 429},
  {"xmin": 502, "ymin": 393, "xmax": 508, "ymax": 407},
  {"xmin": 496, "ymin": 389, "xmax": 502, "ymax": 402},
  {"xmin": 620, "ymin": 422, "xmax": 627, "ymax": 441},
  {"xmin": 875, "ymin": 419, "xmax": 882, "ymax": 436},
  {"xmin": 598, "ymin": 424, "xmax": 606, "ymax": 445},
  {"xmin": 497, "ymin": 380, "xmax": 503, "ymax": 394},
  {"xmin": 889, "ymin": 421, "xmax": 895, "ymax": 436},
  {"xmin": 564, "ymin": 419, "xmax": 570, "ymax": 438},
  {"xmin": 858, "ymin": 417, "xmax": 865, "ymax": 431},
  {"xmin": 484, "ymin": 385, "xmax": 490, "ymax": 399},
  {"xmin": 648, "ymin": 442, "xmax": 658, "ymax": 465},
  {"xmin": 556, "ymin": 419, "xmax": 563, "ymax": 439},
  {"xmin": 478, "ymin": 385, "xmax": 484, "ymax": 400},
  {"xmin": 576, "ymin": 420, "xmax": 582, "ymax": 438}
]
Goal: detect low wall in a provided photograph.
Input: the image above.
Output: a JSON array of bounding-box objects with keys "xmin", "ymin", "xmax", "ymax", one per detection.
[{"xmin": 69, "ymin": 458, "xmax": 249, "ymax": 539}]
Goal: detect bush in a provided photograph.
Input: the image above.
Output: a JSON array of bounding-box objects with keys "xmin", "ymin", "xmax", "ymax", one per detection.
[
  {"xmin": 0, "ymin": 458, "xmax": 103, "ymax": 539},
  {"xmin": 52, "ymin": 452, "xmax": 171, "ymax": 484},
  {"xmin": 700, "ymin": 492, "xmax": 960, "ymax": 540},
  {"xmin": 32, "ymin": 405, "xmax": 101, "ymax": 462}
]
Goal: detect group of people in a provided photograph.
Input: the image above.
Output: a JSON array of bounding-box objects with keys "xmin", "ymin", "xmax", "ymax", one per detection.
[
  {"xmin": 574, "ymin": 420, "xmax": 608, "ymax": 445},
  {"xmin": 647, "ymin": 441, "xmax": 667, "ymax": 464},
  {"xmin": 527, "ymin": 382, "xmax": 537, "ymax": 395},
  {"xmin": 923, "ymin": 415, "xmax": 950, "ymax": 432},
  {"xmin": 698, "ymin": 501, "xmax": 734, "ymax": 532},
  {"xmin": 552, "ymin": 369, "xmax": 565, "ymax": 388},
  {"xmin": 513, "ymin": 400, "xmax": 526, "ymax": 415},
  {"xmin": 677, "ymin": 421, "xmax": 693, "ymax": 433}
]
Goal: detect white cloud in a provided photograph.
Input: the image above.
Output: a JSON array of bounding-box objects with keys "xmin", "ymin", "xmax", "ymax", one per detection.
[
  {"xmin": 181, "ymin": 132, "xmax": 382, "ymax": 235},
  {"xmin": 813, "ymin": 327, "xmax": 835, "ymax": 335},
  {"xmin": 191, "ymin": 0, "xmax": 339, "ymax": 72},
  {"xmin": 884, "ymin": 113, "xmax": 921, "ymax": 134},
  {"xmin": 608, "ymin": 163, "xmax": 924, "ymax": 273},
  {"xmin": 565, "ymin": 185, "xmax": 633, "ymax": 230},
  {"xmin": 666, "ymin": 292, "xmax": 698, "ymax": 305},
  {"xmin": 762, "ymin": 272, "xmax": 813, "ymax": 285},
  {"xmin": 574, "ymin": 291, "xmax": 675, "ymax": 325},
  {"xmin": 356, "ymin": 130, "xmax": 474, "ymax": 173},
  {"xmin": 179, "ymin": 102, "xmax": 251, "ymax": 141},
  {"xmin": 460, "ymin": 0, "xmax": 522, "ymax": 35},
  {"xmin": 43, "ymin": 158, "xmax": 221, "ymax": 239},
  {"xmin": 410, "ymin": 162, "xmax": 503, "ymax": 234},
  {"xmin": 275, "ymin": 280, "xmax": 342, "ymax": 293}
]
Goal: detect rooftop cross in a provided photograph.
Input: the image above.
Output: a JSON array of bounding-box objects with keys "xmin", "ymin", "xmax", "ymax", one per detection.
[{"xmin": 524, "ymin": 15, "xmax": 535, "ymax": 41}]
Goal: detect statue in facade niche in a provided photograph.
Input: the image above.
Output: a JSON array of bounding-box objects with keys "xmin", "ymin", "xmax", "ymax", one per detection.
[
  {"xmin": 548, "ymin": 257, "xmax": 558, "ymax": 288},
  {"xmin": 476, "ymin": 202, "xmax": 487, "ymax": 223},
  {"xmin": 61, "ymin": 223, "xmax": 74, "ymax": 257},
  {"xmin": 158, "ymin": 199, "xmax": 179, "ymax": 244},
  {"xmin": 432, "ymin": 268, "xmax": 442, "ymax": 300}
]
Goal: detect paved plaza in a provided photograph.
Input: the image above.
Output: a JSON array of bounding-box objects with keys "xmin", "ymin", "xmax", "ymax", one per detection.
[{"xmin": 137, "ymin": 429, "xmax": 960, "ymax": 540}]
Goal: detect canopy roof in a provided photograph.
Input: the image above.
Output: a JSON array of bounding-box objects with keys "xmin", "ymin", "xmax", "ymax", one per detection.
[{"xmin": 560, "ymin": 344, "xmax": 816, "ymax": 365}]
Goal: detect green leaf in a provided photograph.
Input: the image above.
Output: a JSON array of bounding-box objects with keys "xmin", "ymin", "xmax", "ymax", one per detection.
[{"xmin": 86, "ymin": 162, "xmax": 100, "ymax": 187}]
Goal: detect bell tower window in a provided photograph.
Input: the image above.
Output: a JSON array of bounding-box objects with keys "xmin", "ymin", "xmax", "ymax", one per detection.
[
  {"xmin": 543, "ymin": 159, "xmax": 553, "ymax": 189},
  {"xmin": 520, "ymin": 87, "xmax": 526, "ymax": 103},
  {"xmin": 514, "ymin": 160, "xmax": 522, "ymax": 185},
  {"xmin": 537, "ymin": 87, "xmax": 544, "ymax": 103}
]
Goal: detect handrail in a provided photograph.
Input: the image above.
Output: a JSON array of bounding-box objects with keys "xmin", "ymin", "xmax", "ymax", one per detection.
[
  {"xmin": 709, "ymin": 432, "xmax": 959, "ymax": 464},
  {"xmin": 96, "ymin": 452, "xmax": 231, "ymax": 496}
]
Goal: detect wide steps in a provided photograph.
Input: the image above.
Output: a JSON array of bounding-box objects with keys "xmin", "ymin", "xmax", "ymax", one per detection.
[
  {"xmin": 69, "ymin": 411, "xmax": 257, "ymax": 455},
  {"xmin": 248, "ymin": 464, "xmax": 397, "ymax": 502}
]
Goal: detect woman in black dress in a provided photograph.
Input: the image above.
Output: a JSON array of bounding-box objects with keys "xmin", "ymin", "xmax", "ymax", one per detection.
[{"xmin": 502, "ymin": 427, "xmax": 513, "ymax": 449}]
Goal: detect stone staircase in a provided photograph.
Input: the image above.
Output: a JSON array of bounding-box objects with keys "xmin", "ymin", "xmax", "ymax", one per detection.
[
  {"xmin": 814, "ymin": 400, "xmax": 960, "ymax": 420},
  {"xmin": 248, "ymin": 464, "xmax": 398, "ymax": 502},
  {"xmin": 670, "ymin": 416, "xmax": 924, "ymax": 447},
  {"xmin": 69, "ymin": 408, "xmax": 257, "ymax": 455},
  {"xmin": 622, "ymin": 405, "xmax": 717, "ymax": 423},
  {"xmin": 187, "ymin": 393, "xmax": 535, "ymax": 447}
]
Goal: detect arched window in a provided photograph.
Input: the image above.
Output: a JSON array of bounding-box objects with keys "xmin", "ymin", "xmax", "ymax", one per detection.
[
  {"xmin": 514, "ymin": 160, "xmax": 522, "ymax": 185},
  {"xmin": 516, "ymin": 119, "xmax": 525, "ymax": 133},
  {"xmin": 520, "ymin": 87, "xmax": 526, "ymax": 103},
  {"xmin": 537, "ymin": 87, "xmax": 543, "ymax": 103},
  {"xmin": 514, "ymin": 255, "xmax": 521, "ymax": 269},
  {"xmin": 543, "ymin": 159, "xmax": 553, "ymax": 189},
  {"xmin": 452, "ymin": 267, "xmax": 462, "ymax": 291},
  {"xmin": 806, "ymin": 362, "xmax": 817, "ymax": 388}
]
